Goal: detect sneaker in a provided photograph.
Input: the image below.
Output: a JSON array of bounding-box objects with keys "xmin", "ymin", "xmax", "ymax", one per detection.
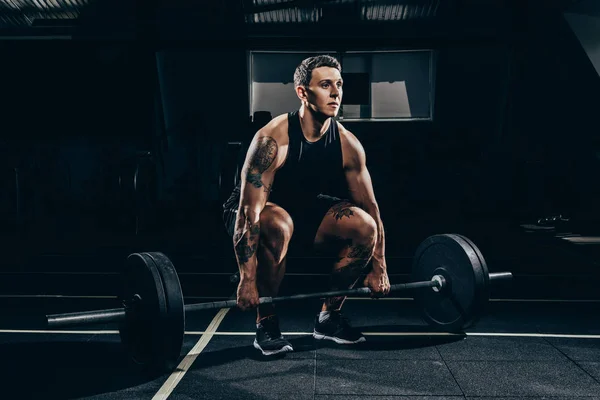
[
  {"xmin": 313, "ymin": 311, "xmax": 366, "ymax": 344},
  {"xmin": 253, "ymin": 315, "xmax": 294, "ymax": 356}
]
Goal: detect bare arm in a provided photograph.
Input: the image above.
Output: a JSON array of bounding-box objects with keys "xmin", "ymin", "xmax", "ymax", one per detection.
[
  {"xmin": 233, "ymin": 133, "xmax": 280, "ymax": 283},
  {"xmin": 342, "ymin": 131, "xmax": 386, "ymax": 272}
]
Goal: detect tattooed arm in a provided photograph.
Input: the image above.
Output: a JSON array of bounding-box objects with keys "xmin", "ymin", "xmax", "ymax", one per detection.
[
  {"xmin": 339, "ymin": 125, "xmax": 389, "ymax": 295},
  {"xmin": 233, "ymin": 127, "xmax": 284, "ymax": 310}
]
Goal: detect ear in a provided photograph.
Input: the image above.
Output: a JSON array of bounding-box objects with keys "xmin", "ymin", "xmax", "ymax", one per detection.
[{"xmin": 295, "ymin": 85, "xmax": 307, "ymax": 102}]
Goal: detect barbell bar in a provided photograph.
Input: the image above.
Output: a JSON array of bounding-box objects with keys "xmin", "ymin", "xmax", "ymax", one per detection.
[
  {"xmin": 45, "ymin": 233, "xmax": 513, "ymax": 375},
  {"xmin": 48, "ymin": 272, "xmax": 512, "ymax": 328}
]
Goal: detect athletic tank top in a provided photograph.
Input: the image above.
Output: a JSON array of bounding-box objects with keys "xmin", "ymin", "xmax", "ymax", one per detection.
[{"xmin": 224, "ymin": 110, "xmax": 348, "ymax": 211}]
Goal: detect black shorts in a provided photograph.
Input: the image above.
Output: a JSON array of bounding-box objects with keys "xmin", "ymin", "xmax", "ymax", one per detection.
[{"xmin": 222, "ymin": 193, "xmax": 350, "ymax": 254}]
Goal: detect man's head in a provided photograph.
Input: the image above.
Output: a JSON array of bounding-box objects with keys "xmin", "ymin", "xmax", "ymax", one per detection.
[{"xmin": 294, "ymin": 55, "xmax": 343, "ymax": 118}]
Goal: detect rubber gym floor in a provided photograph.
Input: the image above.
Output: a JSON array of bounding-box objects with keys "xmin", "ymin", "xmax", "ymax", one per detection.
[{"xmin": 1, "ymin": 219, "xmax": 600, "ymax": 399}]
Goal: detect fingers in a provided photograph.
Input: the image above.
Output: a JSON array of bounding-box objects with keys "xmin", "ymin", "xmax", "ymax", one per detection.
[
  {"xmin": 382, "ymin": 279, "xmax": 391, "ymax": 296},
  {"xmin": 236, "ymin": 283, "xmax": 260, "ymax": 311},
  {"xmin": 236, "ymin": 299, "xmax": 259, "ymax": 311},
  {"xmin": 369, "ymin": 285, "xmax": 386, "ymax": 298},
  {"xmin": 368, "ymin": 278, "xmax": 391, "ymax": 298}
]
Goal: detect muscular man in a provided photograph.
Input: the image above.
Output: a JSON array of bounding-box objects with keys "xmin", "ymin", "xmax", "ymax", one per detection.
[{"xmin": 222, "ymin": 55, "xmax": 390, "ymax": 356}]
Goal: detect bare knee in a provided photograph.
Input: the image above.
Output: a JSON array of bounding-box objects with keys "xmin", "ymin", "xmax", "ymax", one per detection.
[
  {"xmin": 259, "ymin": 204, "xmax": 294, "ymax": 264},
  {"xmin": 343, "ymin": 207, "xmax": 377, "ymax": 246}
]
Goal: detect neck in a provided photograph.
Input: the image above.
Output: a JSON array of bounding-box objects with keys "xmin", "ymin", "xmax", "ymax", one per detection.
[{"xmin": 298, "ymin": 105, "xmax": 331, "ymax": 142}]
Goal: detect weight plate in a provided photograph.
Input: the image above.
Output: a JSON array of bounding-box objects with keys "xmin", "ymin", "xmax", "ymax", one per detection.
[
  {"xmin": 143, "ymin": 252, "xmax": 185, "ymax": 371},
  {"xmin": 119, "ymin": 252, "xmax": 184, "ymax": 375},
  {"xmin": 411, "ymin": 234, "xmax": 489, "ymax": 332},
  {"xmin": 454, "ymin": 233, "xmax": 490, "ymax": 307}
]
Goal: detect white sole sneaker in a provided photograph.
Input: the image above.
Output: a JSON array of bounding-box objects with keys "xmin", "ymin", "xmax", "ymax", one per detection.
[
  {"xmin": 313, "ymin": 331, "xmax": 366, "ymax": 344},
  {"xmin": 253, "ymin": 339, "xmax": 294, "ymax": 356}
]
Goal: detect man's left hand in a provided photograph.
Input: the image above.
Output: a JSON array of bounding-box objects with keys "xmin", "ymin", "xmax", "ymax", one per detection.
[{"xmin": 363, "ymin": 268, "xmax": 390, "ymax": 298}]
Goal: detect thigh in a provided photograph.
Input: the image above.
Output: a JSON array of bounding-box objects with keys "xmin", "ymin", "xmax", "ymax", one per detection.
[
  {"xmin": 260, "ymin": 202, "xmax": 294, "ymax": 244},
  {"xmin": 255, "ymin": 202, "xmax": 294, "ymax": 267},
  {"xmin": 313, "ymin": 198, "xmax": 377, "ymax": 255},
  {"xmin": 224, "ymin": 201, "xmax": 293, "ymax": 236}
]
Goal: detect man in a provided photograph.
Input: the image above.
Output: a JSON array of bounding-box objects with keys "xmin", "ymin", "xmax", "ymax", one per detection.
[{"xmin": 222, "ymin": 55, "xmax": 390, "ymax": 356}]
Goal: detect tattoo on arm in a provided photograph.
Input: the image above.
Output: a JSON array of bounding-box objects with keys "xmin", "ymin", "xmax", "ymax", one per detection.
[
  {"xmin": 245, "ymin": 137, "xmax": 278, "ymax": 190},
  {"xmin": 234, "ymin": 223, "xmax": 261, "ymax": 264},
  {"xmin": 246, "ymin": 173, "xmax": 263, "ymax": 189}
]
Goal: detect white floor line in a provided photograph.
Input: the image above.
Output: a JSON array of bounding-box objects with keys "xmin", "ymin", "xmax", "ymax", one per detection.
[
  {"xmin": 151, "ymin": 308, "xmax": 229, "ymax": 400},
  {"xmin": 345, "ymin": 297, "xmax": 600, "ymax": 303},
  {"xmin": 1, "ymin": 295, "xmax": 598, "ymax": 303},
  {"xmin": 183, "ymin": 331, "xmax": 600, "ymax": 339},
  {"xmin": 464, "ymin": 332, "xmax": 600, "ymax": 339},
  {"xmin": 1, "ymin": 328, "xmax": 599, "ymax": 340},
  {"xmin": 489, "ymin": 298, "xmax": 600, "ymax": 303}
]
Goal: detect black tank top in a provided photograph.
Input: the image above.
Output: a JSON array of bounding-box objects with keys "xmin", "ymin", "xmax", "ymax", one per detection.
[{"xmin": 224, "ymin": 110, "xmax": 348, "ymax": 211}]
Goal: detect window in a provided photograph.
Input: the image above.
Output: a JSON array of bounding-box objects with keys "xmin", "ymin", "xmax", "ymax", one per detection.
[{"xmin": 249, "ymin": 50, "xmax": 435, "ymax": 121}]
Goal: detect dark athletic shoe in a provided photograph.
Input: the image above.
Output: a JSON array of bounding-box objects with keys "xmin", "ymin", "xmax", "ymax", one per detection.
[
  {"xmin": 313, "ymin": 311, "xmax": 366, "ymax": 344},
  {"xmin": 253, "ymin": 315, "xmax": 294, "ymax": 356}
]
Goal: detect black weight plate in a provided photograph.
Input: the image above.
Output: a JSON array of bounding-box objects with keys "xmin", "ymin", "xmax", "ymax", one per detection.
[
  {"xmin": 454, "ymin": 233, "xmax": 490, "ymax": 313},
  {"xmin": 411, "ymin": 234, "xmax": 488, "ymax": 332},
  {"xmin": 142, "ymin": 252, "xmax": 185, "ymax": 371},
  {"xmin": 119, "ymin": 252, "xmax": 184, "ymax": 375}
]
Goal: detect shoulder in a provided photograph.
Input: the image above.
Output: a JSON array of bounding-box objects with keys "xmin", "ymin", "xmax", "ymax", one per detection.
[
  {"xmin": 255, "ymin": 113, "xmax": 289, "ymax": 145},
  {"xmin": 336, "ymin": 122, "xmax": 361, "ymax": 147},
  {"xmin": 248, "ymin": 113, "xmax": 290, "ymax": 170},
  {"xmin": 336, "ymin": 121, "xmax": 365, "ymax": 166}
]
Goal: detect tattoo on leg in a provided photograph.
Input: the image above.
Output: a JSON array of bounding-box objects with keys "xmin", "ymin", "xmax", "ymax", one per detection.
[
  {"xmin": 327, "ymin": 202, "xmax": 354, "ymax": 221},
  {"xmin": 341, "ymin": 257, "xmax": 371, "ymax": 275},
  {"xmin": 324, "ymin": 238, "xmax": 374, "ymax": 310},
  {"xmin": 245, "ymin": 137, "xmax": 278, "ymax": 191},
  {"xmin": 333, "ymin": 243, "xmax": 375, "ymax": 282},
  {"xmin": 325, "ymin": 258, "xmax": 369, "ymax": 310},
  {"xmin": 331, "ymin": 240, "xmax": 373, "ymax": 263},
  {"xmin": 348, "ymin": 243, "xmax": 374, "ymax": 259}
]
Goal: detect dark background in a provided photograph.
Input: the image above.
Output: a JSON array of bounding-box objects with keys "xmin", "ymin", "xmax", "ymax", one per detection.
[{"xmin": 0, "ymin": 0, "xmax": 599, "ymax": 301}]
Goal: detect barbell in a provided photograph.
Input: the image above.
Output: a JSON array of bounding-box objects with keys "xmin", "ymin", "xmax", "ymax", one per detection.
[{"xmin": 45, "ymin": 233, "xmax": 512, "ymax": 375}]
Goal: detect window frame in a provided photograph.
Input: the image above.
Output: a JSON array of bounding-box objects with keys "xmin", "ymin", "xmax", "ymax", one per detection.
[{"xmin": 248, "ymin": 49, "xmax": 436, "ymax": 122}]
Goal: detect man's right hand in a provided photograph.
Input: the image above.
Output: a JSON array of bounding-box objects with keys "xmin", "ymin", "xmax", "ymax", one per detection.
[{"xmin": 237, "ymin": 279, "xmax": 260, "ymax": 311}]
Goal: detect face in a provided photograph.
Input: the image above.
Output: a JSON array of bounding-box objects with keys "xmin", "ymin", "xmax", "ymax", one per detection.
[{"xmin": 297, "ymin": 66, "xmax": 343, "ymax": 118}]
